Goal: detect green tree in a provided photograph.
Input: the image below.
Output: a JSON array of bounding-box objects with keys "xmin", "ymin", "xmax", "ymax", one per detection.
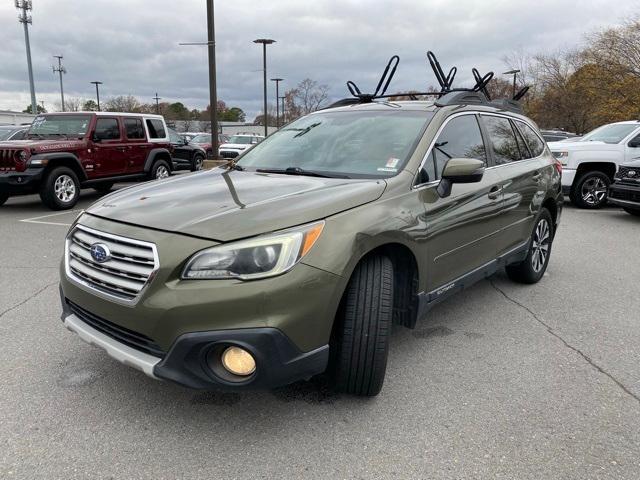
[
  {"xmin": 83, "ymin": 100, "xmax": 99, "ymax": 111},
  {"xmin": 23, "ymin": 104, "xmax": 46, "ymax": 114}
]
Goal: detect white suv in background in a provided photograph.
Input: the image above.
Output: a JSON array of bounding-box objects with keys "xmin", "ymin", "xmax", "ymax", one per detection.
[
  {"xmin": 549, "ymin": 121, "xmax": 640, "ymax": 208},
  {"xmin": 218, "ymin": 133, "xmax": 264, "ymax": 159}
]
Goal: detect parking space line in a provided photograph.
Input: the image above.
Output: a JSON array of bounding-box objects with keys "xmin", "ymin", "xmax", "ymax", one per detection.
[{"xmin": 19, "ymin": 210, "xmax": 80, "ymax": 227}]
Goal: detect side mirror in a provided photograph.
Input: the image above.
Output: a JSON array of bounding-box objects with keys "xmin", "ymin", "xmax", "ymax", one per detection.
[
  {"xmin": 436, "ymin": 158, "xmax": 485, "ymax": 198},
  {"xmin": 91, "ymin": 133, "xmax": 101, "ymax": 143},
  {"xmin": 628, "ymin": 140, "xmax": 640, "ymax": 148}
]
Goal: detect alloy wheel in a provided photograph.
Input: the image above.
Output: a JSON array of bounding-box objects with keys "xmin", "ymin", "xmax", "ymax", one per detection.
[
  {"xmin": 531, "ymin": 218, "xmax": 550, "ymax": 273},
  {"xmin": 54, "ymin": 174, "xmax": 76, "ymax": 203},
  {"xmin": 194, "ymin": 157, "xmax": 203, "ymax": 170},
  {"xmin": 155, "ymin": 165, "xmax": 170, "ymax": 180},
  {"xmin": 581, "ymin": 177, "xmax": 607, "ymax": 206}
]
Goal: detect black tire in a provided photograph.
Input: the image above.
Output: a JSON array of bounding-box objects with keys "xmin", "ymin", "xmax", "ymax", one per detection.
[
  {"xmin": 93, "ymin": 182, "xmax": 114, "ymax": 193},
  {"xmin": 191, "ymin": 154, "xmax": 204, "ymax": 172},
  {"xmin": 39, "ymin": 166, "xmax": 80, "ymax": 210},
  {"xmin": 149, "ymin": 159, "xmax": 171, "ymax": 180},
  {"xmin": 331, "ymin": 255, "xmax": 394, "ymax": 397},
  {"xmin": 506, "ymin": 208, "xmax": 554, "ymax": 284},
  {"xmin": 623, "ymin": 207, "xmax": 640, "ymax": 217},
  {"xmin": 570, "ymin": 171, "xmax": 610, "ymax": 209},
  {"xmin": 0, "ymin": 194, "xmax": 8, "ymax": 206}
]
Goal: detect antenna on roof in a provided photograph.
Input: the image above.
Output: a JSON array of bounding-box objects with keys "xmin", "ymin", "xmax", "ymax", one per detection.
[{"xmin": 346, "ymin": 55, "xmax": 400, "ymax": 102}]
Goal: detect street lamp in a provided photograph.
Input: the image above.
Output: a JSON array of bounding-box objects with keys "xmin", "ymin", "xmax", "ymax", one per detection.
[
  {"xmin": 270, "ymin": 78, "xmax": 283, "ymax": 128},
  {"xmin": 90, "ymin": 81, "xmax": 103, "ymax": 111},
  {"xmin": 503, "ymin": 69, "xmax": 520, "ymax": 98},
  {"xmin": 254, "ymin": 38, "xmax": 275, "ymax": 137}
]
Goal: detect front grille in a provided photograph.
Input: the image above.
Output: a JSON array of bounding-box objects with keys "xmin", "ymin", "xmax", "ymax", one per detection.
[
  {"xmin": 66, "ymin": 300, "xmax": 165, "ymax": 358},
  {"xmin": 610, "ymin": 186, "xmax": 640, "ymax": 203},
  {"xmin": 0, "ymin": 149, "xmax": 18, "ymax": 172},
  {"xmin": 220, "ymin": 150, "xmax": 239, "ymax": 159},
  {"xmin": 65, "ymin": 225, "xmax": 158, "ymax": 304},
  {"xmin": 617, "ymin": 166, "xmax": 640, "ymax": 180}
]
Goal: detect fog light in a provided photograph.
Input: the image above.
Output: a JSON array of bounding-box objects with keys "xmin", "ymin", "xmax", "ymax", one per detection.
[{"xmin": 221, "ymin": 346, "xmax": 256, "ymax": 376}]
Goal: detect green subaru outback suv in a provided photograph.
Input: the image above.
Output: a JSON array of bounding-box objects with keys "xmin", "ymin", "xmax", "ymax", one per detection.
[{"xmin": 59, "ymin": 72, "xmax": 562, "ymax": 396}]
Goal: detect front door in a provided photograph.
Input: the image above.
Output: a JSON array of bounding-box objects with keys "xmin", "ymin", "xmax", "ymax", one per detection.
[
  {"xmin": 417, "ymin": 113, "xmax": 505, "ymax": 293},
  {"xmin": 91, "ymin": 117, "xmax": 127, "ymax": 177}
]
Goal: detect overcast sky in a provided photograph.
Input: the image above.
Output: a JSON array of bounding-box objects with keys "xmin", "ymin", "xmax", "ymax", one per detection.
[{"xmin": 0, "ymin": 0, "xmax": 638, "ymax": 120}]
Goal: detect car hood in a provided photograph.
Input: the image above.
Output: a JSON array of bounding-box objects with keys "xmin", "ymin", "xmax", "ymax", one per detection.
[
  {"xmin": 86, "ymin": 169, "xmax": 387, "ymax": 241},
  {"xmin": 547, "ymin": 140, "xmax": 618, "ymax": 152},
  {"xmin": 0, "ymin": 139, "xmax": 84, "ymax": 152}
]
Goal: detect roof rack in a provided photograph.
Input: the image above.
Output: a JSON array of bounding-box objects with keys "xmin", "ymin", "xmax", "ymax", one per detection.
[{"xmin": 325, "ymin": 51, "xmax": 528, "ymax": 113}]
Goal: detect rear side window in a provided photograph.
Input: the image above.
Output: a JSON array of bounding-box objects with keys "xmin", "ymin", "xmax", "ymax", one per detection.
[
  {"xmin": 423, "ymin": 115, "xmax": 486, "ymax": 182},
  {"xmin": 94, "ymin": 118, "xmax": 120, "ymax": 141},
  {"xmin": 146, "ymin": 119, "xmax": 166, "ymax": 139},
  {"xmin": 124, "ymin": 118, "xmax": 145, "ymax": 139},
  {"xmin": 517, "ymin": 121, "xmax": 546, "ymax": 157},
  {"xmin": 482, "ymin": 116, "xmax": 521, "ymax": 164}
]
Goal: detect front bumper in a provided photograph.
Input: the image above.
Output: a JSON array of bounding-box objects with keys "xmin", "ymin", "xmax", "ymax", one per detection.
[
  {"xmin": 608, "ymin": 182, "xmax": 640, "ymax": 209},
  {"xmin": 0, "ymin": 167, "xmax": 45, "ymax": 196}
]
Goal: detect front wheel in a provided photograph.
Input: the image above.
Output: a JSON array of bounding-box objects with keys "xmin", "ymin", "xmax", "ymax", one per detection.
[
  {"xmin": 331, "ymin": 255, "xmax": 394, "ymax": 396},
  {"xmin": 506, "ymin": 208, "xmax": 554, "ymax": 284},
  {"xmin": 39, "ymin": 166, "xmax": 80, "ymax": 210},
  {"xmin": 191, "ymin": 154, "xmax": 204, "ymax": 172},
  {"xmin": 570, "ymin": 171, "xmax": 610, "ymax": 209},
  {"xmin": 623, "ymin": 207, "xmax": 640, "ymax": 217},
  {"xmin": 149, "ymin": 160, "xmax": 171, "ymax": 180}
]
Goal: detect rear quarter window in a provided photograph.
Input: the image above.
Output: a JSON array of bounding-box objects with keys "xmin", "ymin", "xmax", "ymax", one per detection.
[
  {"xmin": 145, "ymin": 119, "xmax": 166, "ymax": 139},
  {"xmin": 517, "ymin": 121, "xmax": 546, "ymax": 157}
]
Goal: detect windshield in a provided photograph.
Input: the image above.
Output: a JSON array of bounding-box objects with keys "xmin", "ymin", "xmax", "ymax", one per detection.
[
  {"xmin": 28, "ymin": 115, "xmax": 91, "ymax": 138},
  {"xmin": 228, "ymin": 135, "xmax": 254, "ymax": 144},
  {"xmin": 580, "ymin": 124, "xmax": 639, "ymax": 144},
  {"xmin": 0, "ymin": 128, "xmax": 17, "ymax": 141},
  {"xmin": 191, "ymin": 134, "xmax": 211, "ymax": 144},
  {"xmin": 237, "ymin": 110, "xmax": 432, "ymax": 178}
]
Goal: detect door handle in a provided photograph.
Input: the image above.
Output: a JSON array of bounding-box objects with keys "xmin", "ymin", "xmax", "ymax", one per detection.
[{"xmin": 488, "ymin": 185, "xmax": 503, "ymax": 200}]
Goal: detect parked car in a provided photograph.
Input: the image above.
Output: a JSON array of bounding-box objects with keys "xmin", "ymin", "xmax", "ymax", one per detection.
[
  {"xmin": 540, "ymin": 129, "xmax": 579, "ymax": 143},
  {"xmin": 218, "ymin": 133, "xmax": 264, "ymax": 159},
  {"xmin": 548, "ymin": 120, "xmax": 640, "ymax": 208},
  {"xmin": 0, "ymin": 125, "xmax": 29, "ymax": 141},
  {"xmin": 0, "ymin": 112, "xmax": 172, "ymax": 209},
  {"xmin": 190, "ymin": 133, "xmax": 230, "ymax": 158},
  {"xmin": 608, "ymin": 160, "xmax": 640, "ymax": 216},
  {"xmin": 59, "ymin": 89, "xmax": 562, "ymax": 397},
  {"xmin": 168, "ymin": 128, "xmax": 207, "ymax": 171}
]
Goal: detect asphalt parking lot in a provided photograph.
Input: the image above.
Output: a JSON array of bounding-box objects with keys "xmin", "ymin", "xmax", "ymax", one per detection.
[{"xmin": 1, "ymin": 188, "xmax": 639, "ymax": 480}]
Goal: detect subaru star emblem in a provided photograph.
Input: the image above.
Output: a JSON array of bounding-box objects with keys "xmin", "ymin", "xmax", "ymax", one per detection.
[{"xmin": 90, "ymin": 243, "xmax": 111, "ymax": 263}]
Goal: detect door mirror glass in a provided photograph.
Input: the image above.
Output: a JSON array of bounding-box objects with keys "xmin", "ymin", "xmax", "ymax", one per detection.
[
  {"xmin": 437, "ymin": 158, "xmax": 485, "ymax": 198},
  {"xmin": 628, "ymin": 136, "xmax": 640, "ymax": 148}
]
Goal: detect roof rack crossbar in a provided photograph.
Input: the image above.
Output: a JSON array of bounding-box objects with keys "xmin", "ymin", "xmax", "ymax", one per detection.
[{"xmin": 346, "ymin": 55, "xmax": 400, "ymax": 102}]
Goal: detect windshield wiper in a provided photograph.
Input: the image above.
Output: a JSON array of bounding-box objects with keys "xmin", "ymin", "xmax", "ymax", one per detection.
[{"xmin": 256, "ymin": 167, "xmax": 349, "ymax": 179}]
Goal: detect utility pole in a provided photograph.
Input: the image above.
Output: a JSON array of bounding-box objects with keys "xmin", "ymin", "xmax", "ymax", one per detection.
[
  {"xmin": 153, "ymin": 93, "xmax": 161, "ymax": 114},
  {"xmin": 279, "ymin": 95, "xmax": 286, "ymax": 125},
  {"xmin": 53, "ymin": 55, "xmax": 66, "ymax": 111},
  {"xmin": 178, "ymin": 0, "xmax": 219, "ymax": 159},
  {"xmin": 90, "ymin": 81, "xmax": 103, "ymax": 111},
  {"xmin": 16, "ymin": 1, "xmax": 37, "ymax": 115},
  {"xmin": 254, "ymin": 38, "xmax": 275, "ymax": 137},
  {"xmin": 270, "ymin": 78, "xmax": 283, "ymax": 128}
]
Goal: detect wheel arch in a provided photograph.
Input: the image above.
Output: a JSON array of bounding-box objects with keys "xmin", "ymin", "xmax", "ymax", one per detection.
[
  {"xmin": 38, "ymin": 153, "xmax": 87, "ymax": 182},
  {"xmin": 144, "ymin": 148, "xmax": 173, "ymax": 172},
  {"xmin": 573, "ymin": 162, "xmax": 617, "ymax": 185}
]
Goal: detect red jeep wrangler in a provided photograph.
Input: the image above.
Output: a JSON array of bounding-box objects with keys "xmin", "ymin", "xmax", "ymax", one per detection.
[{"xmin": 0, "ymin": 112, "xmax": 173, "ymax": 210}]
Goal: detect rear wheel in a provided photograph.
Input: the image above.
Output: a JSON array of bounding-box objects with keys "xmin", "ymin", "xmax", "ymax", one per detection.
[
  {"xmin": 570, "ymin": 171, "xmax": 610, "ymax": 209},
  {"xmin": 506, "ymin": 208, "xmax": 554, "ymax": 284},
  {"xmin": 39, "ymin": 166, "xmax": 80, "ymax": 210},
  {"xmin": 191, "ymin": 154, "xmax": 204, "ymax": 172},
  {"xmin": 149, "ymin": 160, "xmax": 171, "ymax": 180},
  {"xmin": 93, "ymin": 182, "xmax": 113, "ymax": 193},
  {"xmin": 331, "ymin": 255, "xmax": 394, "ymax": 397},
  {"xmin": 623, "ymin": 207, "xmax": 640, "ymax": 217}
]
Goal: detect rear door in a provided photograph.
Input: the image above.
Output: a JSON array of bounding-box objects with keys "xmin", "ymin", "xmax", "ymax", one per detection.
[
  {"xmin": 123, "ymin": 117, "xmax": 148, "ymax": 173},
  {"xmin": 417, "ymin": 113, "xmax": 505, "ymax": 292},
  {"xmin": 91, "ymin": 117, "xmax": 127, "ymax": 177},
  {"xmin": 479, "ymin": 114, "xmax": 544, "ymax": 254}
]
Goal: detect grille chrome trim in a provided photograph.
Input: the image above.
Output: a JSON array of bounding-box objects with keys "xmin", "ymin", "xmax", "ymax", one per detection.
[{"xmin": 65, "ymin": 224, "xmax": 160, "ymax": 306}]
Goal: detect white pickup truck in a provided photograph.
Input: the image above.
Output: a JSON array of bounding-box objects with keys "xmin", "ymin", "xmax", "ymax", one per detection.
[{"xmin": 548, "ymin": 121, "xmax": 640, "ymax": 208}]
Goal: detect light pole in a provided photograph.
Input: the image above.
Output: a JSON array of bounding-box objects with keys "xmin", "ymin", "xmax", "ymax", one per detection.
[
  {"xmin": 53, "ymin": 55, "xmax": 66, "ymax": 111},
  {"xmin": 503, "ymin": 69, "xmax": 520, "ymax": 98},
  {"xmin": 253, "ymin": 38, "xmax": 275, "ymax": 137},
  {"xmin": 270, "ymin": 78, "xmax": 283, "ymax": 128},
  {"xmin": 16, "ymin": 1, "xmax": 37, "ymax": 115},
  {"xmin": 178, "ymin": 0, "xmax": 218, "ymax": 159},
  {"xmin": 279, "ymin": 95, "xmax": 286, "ymax": 125},
  {"xmin": 153, "ymin": 93, "xmax": 161, "ymax": 114},
  {"xmin": 90, "ymin": 81, "xmax": 103, "ymax": 111}
]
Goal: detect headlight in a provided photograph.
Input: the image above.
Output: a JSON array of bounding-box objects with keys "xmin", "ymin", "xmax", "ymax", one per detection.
[
  {"xmin": 552, "ymin": 151, "xmax": 569, "ymax": 166},
  {"xmin": 182, "ymin": 221, "xmax": 324, "ymax": 280}
]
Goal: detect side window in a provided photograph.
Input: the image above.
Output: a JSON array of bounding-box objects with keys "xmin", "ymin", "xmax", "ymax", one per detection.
[
  {"xmin": 145, "ymin": 119, "xmax": 166, "ymax": 139},
  {"xmin": 421, "ymin": 115, "xmax": 486, "ymax": 182},
  {"xmin": 482, "ymin": 116, "xmax": 521, "ymax": 164},
  {"xmin": 512, "ymin": 121, "xmax": 532, "ymax": 160},
  {"xmin": 628, "ymin": 132, "xmax": 640, "ymax": 148},
  {"xmin": 517, "ymin": 121, "xmax": 546, "ymax": 157},
  {"xmin": 124, "ymin": 118, "xmax": 145, "ymax": 139},
  {"xmin": 94, "ymin": 118, "xmax": 120, "ymax": 141}
]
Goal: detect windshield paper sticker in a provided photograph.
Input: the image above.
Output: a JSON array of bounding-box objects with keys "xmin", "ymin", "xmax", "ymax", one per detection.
[{"xmin": 377, "ymin": 157, "xmax": 400, "ymax": 173}]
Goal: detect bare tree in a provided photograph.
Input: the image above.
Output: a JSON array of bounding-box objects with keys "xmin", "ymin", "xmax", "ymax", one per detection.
[
  {"xmin": 54, "ymin": 97, "xmax": 84, "ymax": 112},
  {"xmin": 103, "ymin": 95, "xmax": 142, "ymax": 113},
  {"xmin": 284, "ymin": 79, "xmax": 330, "ymax": 120}
]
